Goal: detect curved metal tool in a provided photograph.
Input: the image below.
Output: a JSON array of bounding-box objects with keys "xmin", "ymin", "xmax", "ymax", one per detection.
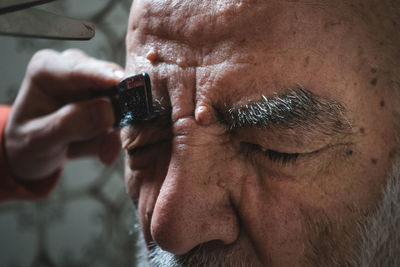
[
  {"xmin": 0, "ymin": 0, "xmax": 54, "ymax": 15},
  {"xmin": 0, "ymin": 0, "xmax": 95, "ymax": 40}
]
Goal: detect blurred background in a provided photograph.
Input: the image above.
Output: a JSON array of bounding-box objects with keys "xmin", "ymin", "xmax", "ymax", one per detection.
[{"xmin": 0, "ymin": 1, "xmax": 143, "ymax": 266}]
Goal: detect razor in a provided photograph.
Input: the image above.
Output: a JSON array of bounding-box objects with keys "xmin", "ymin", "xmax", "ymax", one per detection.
[{"xmin": 93, "ymin": 73, "xmax": 153, "ymax": 127}]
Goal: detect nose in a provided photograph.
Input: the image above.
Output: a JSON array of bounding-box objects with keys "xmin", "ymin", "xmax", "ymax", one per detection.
[{"xmin": 150, "ymin": 117, "xmax": 239, "ymax": 255}]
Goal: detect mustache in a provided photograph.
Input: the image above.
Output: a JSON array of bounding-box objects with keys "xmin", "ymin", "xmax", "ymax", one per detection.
[{"xmin": 147, "ymin": 240, "xmax": 257, "ymax": 267}]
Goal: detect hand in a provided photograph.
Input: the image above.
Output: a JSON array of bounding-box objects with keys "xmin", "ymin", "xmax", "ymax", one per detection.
[{"xmin": 4, "ymin": 49, "xmax": 124, "ymax": 180}]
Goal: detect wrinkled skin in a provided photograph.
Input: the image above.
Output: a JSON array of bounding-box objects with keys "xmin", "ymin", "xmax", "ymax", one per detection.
[{"xmin": 122, "ymin": 0, "xmax": 400, "ymax": 265}]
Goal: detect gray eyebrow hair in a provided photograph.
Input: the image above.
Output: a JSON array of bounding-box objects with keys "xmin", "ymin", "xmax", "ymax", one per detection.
[{"xmin": 218, "ymin": 87, "xmax": 352, "ymax": 136}]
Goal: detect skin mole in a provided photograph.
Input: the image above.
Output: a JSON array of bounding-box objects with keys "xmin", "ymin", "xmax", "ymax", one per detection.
[
  {"xmin": 360, "ymin": 127, "xmax": 365, "ymax": 134},
  {"xmin": 217, "ymin": 179, "xmax": 226, "ymax": 188},
  {"xmin": 146, "ymin": 50, "xmax": 159, "ymax": 64},
  {"xmin": 371, "ymin": 158, "xmax": 378, "ymax": 165},
  {"xmin": 370, "ymin": 78, "xmax": 378, "ymax": 86},
  {"xmin": 380, "ymin": 100, "xmax": 385, "ymax": 107},
  {"xmin": 347, "ymin": 150, "xmax": 353, "ymax": 156}
]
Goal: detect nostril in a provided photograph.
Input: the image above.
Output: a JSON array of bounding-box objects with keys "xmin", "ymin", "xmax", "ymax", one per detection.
[
  {"xmin": 150, "ymin": 213, "xmax": 189, "ymax": 255},
  {"xmin": 150, "ymin": 194, "xmax": 240, "ymax": 256}
]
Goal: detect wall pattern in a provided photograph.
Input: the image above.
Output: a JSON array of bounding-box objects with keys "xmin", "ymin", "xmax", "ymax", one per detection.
[{"xmin": 0, "ymin": 1, "xmax": 142, "ymax": 266}]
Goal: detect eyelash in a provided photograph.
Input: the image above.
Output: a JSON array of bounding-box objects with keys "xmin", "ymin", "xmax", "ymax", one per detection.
[{"xmin": 241, "ymin": 142, "xmax": 300, "ymax": 165}]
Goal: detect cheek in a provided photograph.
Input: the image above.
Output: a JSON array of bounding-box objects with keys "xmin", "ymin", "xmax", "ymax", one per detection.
[
  {"xmin": 124, "ymin": 163, "xmax": 140, "ymax": 206},
  {"xmin": 235, "ymin": 171, "xmax": 307, "ymax": 264},
  {"xmin": 125, "ymin": 143, "xmax": 172, "ymax": 243}
]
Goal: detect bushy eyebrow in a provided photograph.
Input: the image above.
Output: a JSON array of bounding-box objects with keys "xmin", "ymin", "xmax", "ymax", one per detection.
[
  {"xmin": 122, "ymin": 87, "xmax": 351, "ymax": 138},
  {"xmin": 217, "ymin": 87, "xmax": 352, "ymax": 136}
]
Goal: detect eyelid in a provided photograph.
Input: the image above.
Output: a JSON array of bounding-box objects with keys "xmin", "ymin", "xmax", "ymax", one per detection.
[
  {"xmin": 127, "ymin": 142, "xmax": 160, "ymax": 157},
  {"xmin": 232, "ymin": 127, "xmax": 330, "ymax": 154},
  {"xmin": 240, "ymin": 141, "xmax": 354, "ymax": 166},
  {"xmin": 240, "ymin": 142, "xmax": 307, "ymax": 165},
  {"xmin": 265, "ymin": 150, "xmax": 300, "ymax": 165},
  {"xmin": 240, "ymin": 142, "xmax": 300, "ymax": 154}
]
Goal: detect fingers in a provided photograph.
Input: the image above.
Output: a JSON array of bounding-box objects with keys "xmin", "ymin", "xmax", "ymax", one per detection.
[
  {"xmin": 19, "ymin": 97, "xmax": 115, "ymax": 151},
  {"xmin": 4, "ymin": 48, "xmax": 125, "ymax": 180},
  {"xmin": 11, "ymin": 49, "xmax": 125, "ymax": 123},
  {"xmin": 67, "ymin": 129, "xmax": 121, "ymax": 165},
  {"xmin": 6, "ymin": 97, "xmax": 120, "ymax": 179},
  {"xmin": 25, "ymin": 49, "xmax": 124, "ymax": 101},
  {"xmin": 51, "ymin": 97, "xmax": 116, "ymax": 143}
]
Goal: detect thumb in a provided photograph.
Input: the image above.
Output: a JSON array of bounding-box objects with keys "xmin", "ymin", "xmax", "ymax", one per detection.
[
  {"xmin": 46, "ymin": 97, "xmax": 115, "ymax": 145},
  {"xmin": 4, "ymin": 94, "xmax": 116, "ymax": 180}
]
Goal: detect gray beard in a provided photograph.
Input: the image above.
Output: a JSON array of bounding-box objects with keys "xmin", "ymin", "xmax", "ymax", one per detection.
[
  {"xmin": 135, "ymin": 161, "xmax": 400, "ymax": 267},
  {"xmin": 352, "ymin": 162, "xmax": 400, "ymax": 266}
]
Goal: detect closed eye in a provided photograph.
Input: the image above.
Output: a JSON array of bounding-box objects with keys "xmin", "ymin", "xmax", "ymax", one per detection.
[
  {"xmin": 240, "ymin": 142, "xmax": 300, "ymax": 165},
  {"xmin": 127, "ymin": 143, "xmax": 155, "ymax": 156},
  {"xmin": 127, "ymin": 140, "xmax": 168, "ymax": 157}
]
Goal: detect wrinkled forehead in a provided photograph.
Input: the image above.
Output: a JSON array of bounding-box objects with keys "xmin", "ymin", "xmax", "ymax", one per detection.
[
  {"xmin": 129, "ymin": 0, "xmax": 279, "ymax": 45},
  {"xmin": 129, "ymin": 0, "xmax": 369, "ymax": 37},
  {"xmin": 125, "ymin": 0, "xmax": 396, "ymax": 114},
  {"xmin": 126, "ymin": 0, "xmax": 359, "ymax": 83},
  {"xmin": 130, "ymin": 0, "xmax": 329, "ymax": 46},
  {"xmin": 130, "ymin": 1, "xmax": 332, "ymax": 73},
  {"xmin": 126, "ymin": 0, "xmax": 373, "ymax": 67}
]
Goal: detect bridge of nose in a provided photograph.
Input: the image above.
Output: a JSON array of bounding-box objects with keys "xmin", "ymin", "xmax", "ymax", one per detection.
[{"xmin": 149, "ymin": 117, "xmax": 240, "ymax": 255}]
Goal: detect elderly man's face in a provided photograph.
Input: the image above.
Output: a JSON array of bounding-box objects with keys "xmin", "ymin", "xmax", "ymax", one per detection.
[{"xmin": 122, "ymin": 0, "xmax": 400, "ymax": 265}]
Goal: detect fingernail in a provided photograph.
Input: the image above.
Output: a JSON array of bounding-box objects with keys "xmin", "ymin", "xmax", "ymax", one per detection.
[
  {"xmin": 104, "ymin": 69, "xmax": 124, "ymax": 80},
  {"xmin": 113, "ymin": 69, "xmax": 124, "ymax": 79}
]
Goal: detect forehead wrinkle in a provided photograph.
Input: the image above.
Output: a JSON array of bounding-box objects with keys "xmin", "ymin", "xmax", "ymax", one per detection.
[
  {"xmin": 135, "ymin": 0, "xmax": 312, "ymax": 51},
  {"xmin": 216, "ymin": 87, "xmax": 352, "ymax": 137}
]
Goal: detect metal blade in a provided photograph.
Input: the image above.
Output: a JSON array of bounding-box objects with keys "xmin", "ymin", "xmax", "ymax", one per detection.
[
  {"xmin": 0, "ymin": 8, "xmax": 95, "ymax": 40},
  {"xmin": 0, "ymin": 0, "xmax": 54, "ymax": 15}
]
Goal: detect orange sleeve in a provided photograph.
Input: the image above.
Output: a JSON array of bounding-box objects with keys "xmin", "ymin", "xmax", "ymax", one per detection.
[{"xmin": 0, "ymin": 106, "xmax": 60, "ymax": 202}]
